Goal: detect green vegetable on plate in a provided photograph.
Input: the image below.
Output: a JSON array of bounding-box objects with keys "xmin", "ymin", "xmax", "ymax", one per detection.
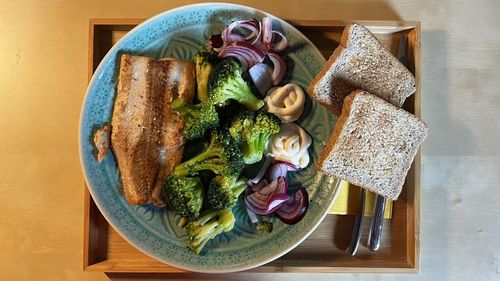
[
  {"xmin": 173, "ymin": 130, "xmax": 245, "ymax": 178},
  {"xmin": 171, "ymin": 98, "xmax": 219, "ymax": 140},
  {"xmin": 186, "ymin": 208, "xmax": 236, "ymax": 254},
  {"xmin": 163, "ymin": 176, "xmax": 204, "ymax": 220},
  {"xmin": 207, "ymin": 175, "xmax": 247, "ymax": 210},
  {"xmin": 208, "ymin": 58, "xmax": 264, "ymax": 110},
  {"xmin": 229, "ymin": 110, "xmax": 280, "ymax": 164}
]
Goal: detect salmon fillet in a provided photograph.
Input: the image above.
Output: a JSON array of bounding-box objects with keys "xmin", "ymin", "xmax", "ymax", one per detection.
[{"xmin": 111, "ymin": 54, "xmax": 195, "ymax": 206}]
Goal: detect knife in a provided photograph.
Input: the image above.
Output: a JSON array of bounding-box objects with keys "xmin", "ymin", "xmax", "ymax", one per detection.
[
  {"xmin": 367, "ymin": 195, "xmax": 386, "ymax": 251},
  {"xmin": 347, "ymin": 188, "xmax": 366, "ymax": 256},
  {"xmin": 367, "ymin": 35, "xmax": 407, "ymax": 252}
]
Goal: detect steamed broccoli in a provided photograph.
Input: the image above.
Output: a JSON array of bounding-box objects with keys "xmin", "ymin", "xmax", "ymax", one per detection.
[
  {"xmin": 256, "ymin": 221, "xmax": 273, "ymax": 234},
  {"xmin": 186, "ymin": 208, "xmax": 236, "ymax": 254},
  {"xmin": 163, "ymin": 176, "xmax": 204, "ymax": 219},
  {"xmin": 194, "ymin": 50, "xmax": 219, "ymax": 103},
  {"xmin": 229, "ymin": 110, "xmax": 281, "ymax": 164},
  {"xmin": 171, "ymin": 98, "xmax": 219, "ymax": 140},
  {"xmin": 207, "ymin": 175, "xmax": 247, "ymax": 210},
  {"xmin": 208, "ymin": 58, "xmax": 264, "ymax": 110},
  {"xmin": 174, "ymin": 130, "xmax": 244, "ymax": 177}
]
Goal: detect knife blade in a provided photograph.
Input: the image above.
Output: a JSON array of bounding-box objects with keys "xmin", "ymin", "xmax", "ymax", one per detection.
[
  {"xmin": 367, "ymin": 35, "xmax": 407, "ymax": 252},
  {"xmin": 367, "ymin": 194, "xmax": 386, "ymax": 251},
  {"xmin": 347, "ymin": 188, "xmax": 366, "ymax": 256}
]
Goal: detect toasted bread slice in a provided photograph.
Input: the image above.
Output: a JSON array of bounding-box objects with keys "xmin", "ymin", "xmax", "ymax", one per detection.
[
  {"xmin": 316, "ymin": 90, "xmax": 427, "ymax": 200},
  {"xmin": 307, "ymin": 24, "xmax": 416, "ymax": 116}
]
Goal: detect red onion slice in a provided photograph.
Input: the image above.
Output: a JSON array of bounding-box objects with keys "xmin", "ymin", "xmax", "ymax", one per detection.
[
  {"xmin": 262, "ymin": 17, "xmax": 273, "ymax": 50},
  {"xmin": 250, "ymin": 179, "xmax": 270, "ymax": 193},
  {"xmin": 244, "ymin": 176, "xmax": 289, "ymax": 215},
  {"xmin": 270, "ymin": 31, "xmax": 288, "ymax": 52},
  {"xmin": 247, "ymin": 155, "xmax": 273, "ymax": 185},
  {"xmin": 268, "ymin": 161, "xmax": 299, "ymax": 182},
  {"xmin": 219, "ymin": 42, "xmax": 266, "ymax": 70},
  {"xmin": 276, "ymin": 188, "xmax": 309, "ymax": 224},
  {"xmin": 233, "ymin": 41, "xmax": 266, "ymax": 57},
  {"xmin": 245, "ymin": 193, "xmax": 290, "ymax": 215},
  {"xmin": 274, "ymin": 176, "xmax": 288, "ymax": 195},
  {"xmin": 222, "ymin": 26, "xmax": 245, "ymax": 43},
  {"xmin": 267, "ymin": 52, "xmax": 287, "ymax": 85},
  {"xmin": 223, "ymin": 19, "xmax": 261, "ymax": 44},
  {"xmin": 248, "ymin": 62, "xmax": 273, "ymax": 96}
]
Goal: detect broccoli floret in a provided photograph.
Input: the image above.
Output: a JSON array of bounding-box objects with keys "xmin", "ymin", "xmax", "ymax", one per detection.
[
  {"xmin": 208, "ymin": 58, "xmax": 264, "ymax": 110},
  {"xmin": 174, "ymin": 131, "xmax": 244, "ymax": 177},
  {"xmin": 195, "ymin": 50, "xmax": 219, "ymax": 103},
  {"xmin": 256, "ymin": 221, "xmax": 273, "ymax": 234},
  {"xmin": 207, "ymin": 175, "xmax": 247, "ymax": 209},
  {"xmin": 229, "ymin": 110, "xmax": 280, "ymax": 164},
  {"xmin": 171, "ymin": 98, "xmax": 219, "ymax": 140},
  {"xmin": 186, "ymin": 208, "xmax": 236, "ymax": 254},
  {"xmin": 163, "ymin": 176, "xmax": 204, "ymax": 219}
]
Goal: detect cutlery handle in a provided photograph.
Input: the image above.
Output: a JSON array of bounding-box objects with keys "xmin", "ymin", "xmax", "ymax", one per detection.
[
  {"xmin": 368, "ymin": 195, "xmax": 386, "ymax": 252},
  {"xmin": 347, "ymin": 188, "xmax": 366, "ymax": 256}
]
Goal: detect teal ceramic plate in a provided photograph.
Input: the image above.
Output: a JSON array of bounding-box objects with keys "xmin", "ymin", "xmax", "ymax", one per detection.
[{"xmin": 79, "ymin": 3, "xmax": 339, "ymax": 272}]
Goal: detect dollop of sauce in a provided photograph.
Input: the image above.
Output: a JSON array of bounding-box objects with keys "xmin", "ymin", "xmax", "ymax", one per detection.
[
  {"xmin": 267, "ymin": 123, "xmax": 312, "ymax": 168},
  {"xmin": 264, "ymin": 83, "xmax": 305, "ymax": 123}
]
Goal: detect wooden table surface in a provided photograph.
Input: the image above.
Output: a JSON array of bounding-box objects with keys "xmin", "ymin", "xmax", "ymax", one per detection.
[{"xmin": 1, "ymin": 0, "xmax": 499, "ymax": 280}]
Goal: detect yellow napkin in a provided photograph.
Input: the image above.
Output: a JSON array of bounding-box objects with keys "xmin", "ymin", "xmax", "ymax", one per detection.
[{"xmin": 329, "ymin": 180, "xmax": 393, "ymax": 219}]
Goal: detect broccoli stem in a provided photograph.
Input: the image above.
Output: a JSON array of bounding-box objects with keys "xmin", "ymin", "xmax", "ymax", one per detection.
[
  {"xmin": 174, "ymin": 146, "xmax": 220, "ymax": 176},
  {"xmin": 232, "ymin": 180, "xmax": 247, "ymax": 199},
  {"xmin": 224, "ymin": 86, "xmax": 264, "ymax": 111}
]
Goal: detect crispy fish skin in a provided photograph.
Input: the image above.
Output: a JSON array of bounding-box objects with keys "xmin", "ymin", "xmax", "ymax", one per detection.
[
  {"xmin": 111, "ymin": 54, "xmax": 195, "ymax": 206},
  {"xmin": 150, "ymin": 58, "xmax": 196, "ymax": 207}
]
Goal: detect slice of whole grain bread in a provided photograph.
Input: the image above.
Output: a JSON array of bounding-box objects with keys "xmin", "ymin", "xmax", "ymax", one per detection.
[
  {"xmin": 307, "ymin": 24, "xmax": 416, "ymax": 116},
  {"xmin": 316, "ymin": 90, "xmax": 427, "ymax": 200}
]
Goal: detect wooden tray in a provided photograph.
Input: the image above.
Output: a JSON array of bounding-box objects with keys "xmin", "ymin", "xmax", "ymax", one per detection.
[{"xmin": 83, "ymin": 19, "xmax": 421, "ymax": 274}]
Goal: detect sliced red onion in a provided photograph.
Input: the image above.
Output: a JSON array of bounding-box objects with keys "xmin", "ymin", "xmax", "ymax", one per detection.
[
  {"xmin": 276, "ymin": 188, "xmax": 309, "ymax": 224},
  {"xmin": 219, "ymin": 42, "xmax": 266, "ymax": 70},
  {"xmin": 233, "ymin": 41, "xmax": 266, "ymax": 57},
  {"xmin": 274, "ymin": 176, "xmax": 288, "ymax": 195},
  {"xmin": 247, "ymin": 155, "xmax": 273, "ymax": 185},
  {"xmin": 268, "ymin": 161, "xmax": 299, "ymax": 182},
  {"xmin": 245, "ymin": 193, "xmax": 290, "ymax": 215},
  {"xmin": 244, "ymin": 176, "xmax": 289, "ymax": 215},
  {"xmin": 267, "ymin": 52, "xmax": 287, "ymax": 85},
  {"xmin": 222, "ymin": 26, "xmax": 244, "ymax": 43},
  {"xmin": 262, "ymin": 17, "xmax": 273, "ymax": 50},
  {"xmin": 250, "ymin": 178, "xmax": 269, "ymax": 193},
  {"xmin": 270, "ymin": 31, "xmax": 288, "ymax": 52},
  {"xmin": 248, "ymin": 62, "xmax": 273, "ymax": 96},
  {"xmin": 218, "ymin": 48, "xmax": 251, "ymax": 69},
  {"xmin": 250, "ymin": 21, "xmax": 262, "ymax": 45},
  {"xmin": 222, "ymin": 19, "xmax": 261, "ymax": 44}
]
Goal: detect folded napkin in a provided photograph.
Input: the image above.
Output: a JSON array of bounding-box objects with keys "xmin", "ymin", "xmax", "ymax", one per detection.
[{"xmin": 329, "ymin": 180, "xmax": 393, "ymax": 219}]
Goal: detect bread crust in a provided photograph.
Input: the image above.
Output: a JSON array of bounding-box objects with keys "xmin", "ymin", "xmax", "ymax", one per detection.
[
  {"xmin": 307, "ymin": 46, "xmax": 345, "ymax": 115},
  {"xmin": 307, "ymin": 24, "xmax": 416, "ymax": 116},
  {"xmin": 317, "ymin": 90, "xmax": 427, "ymax": 200}
]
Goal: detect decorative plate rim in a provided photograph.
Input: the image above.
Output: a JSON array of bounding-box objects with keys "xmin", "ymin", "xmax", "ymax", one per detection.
[{"xmin": 79, "ymin": 2, "xmax": 338, "ymax": 273}]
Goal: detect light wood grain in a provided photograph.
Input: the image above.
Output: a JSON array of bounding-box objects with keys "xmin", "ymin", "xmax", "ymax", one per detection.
[{"xmin": 83, "ymin": 19, "xmax": 420, "ymax": 274}]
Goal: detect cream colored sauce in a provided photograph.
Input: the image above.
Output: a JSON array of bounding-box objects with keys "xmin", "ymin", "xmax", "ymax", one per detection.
[
  {"xmin": 264, "ymin": 83, "xmax": 305, "ymax": 123},
  {"xmin": 267, "ymin": 123, "xmax": 312, "ymax": 168}
]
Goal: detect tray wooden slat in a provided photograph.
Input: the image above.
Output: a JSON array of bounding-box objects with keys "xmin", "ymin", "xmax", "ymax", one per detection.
[{"xmin": 84, "ymin": 18, "xmax": 421, "ymax": 274}]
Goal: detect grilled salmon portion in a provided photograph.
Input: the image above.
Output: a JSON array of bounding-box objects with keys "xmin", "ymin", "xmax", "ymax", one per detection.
[{"xmin": 111, "ymin": 54, "xmax": 195, "ymax": 206}]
